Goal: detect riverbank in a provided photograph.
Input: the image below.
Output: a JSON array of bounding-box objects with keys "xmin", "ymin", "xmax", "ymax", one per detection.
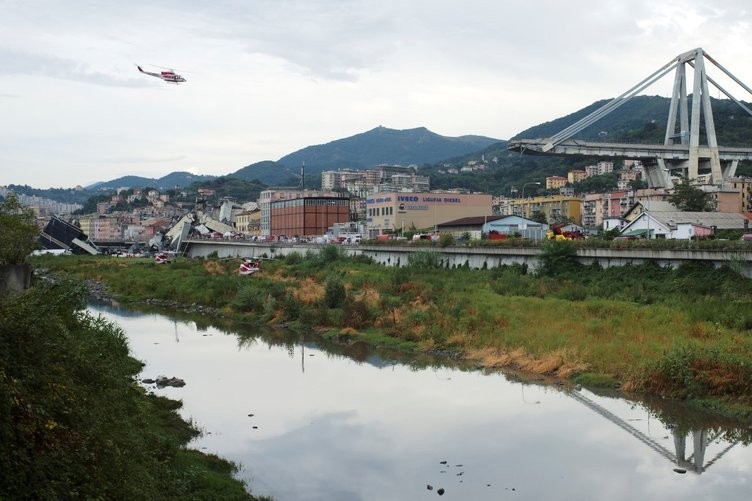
[
  {"xmin": 0, "ymin": 275, "xmax": 267, "ymax": 499},
  {"xmin": 31, "ymin": 246, "xmax": 752, "ymax": 419}
]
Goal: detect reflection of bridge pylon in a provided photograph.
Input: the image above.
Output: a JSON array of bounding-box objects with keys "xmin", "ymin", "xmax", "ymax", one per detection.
[
  {"xmin": 508, "ymin": 48, "xmax": 752, "ymax": 188},
  {"xmin": 568, "ymin": 389, "xmax": 736, "ymax": 474}
]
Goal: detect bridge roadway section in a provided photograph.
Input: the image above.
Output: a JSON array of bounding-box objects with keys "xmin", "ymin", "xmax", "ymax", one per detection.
[
  {"xmin": 182, "ymin": 239, "xmax": 752, "ymax": 278},
  {"xmin": 506, "ymin": 139, "xmax": 752, "ymax": 162}
]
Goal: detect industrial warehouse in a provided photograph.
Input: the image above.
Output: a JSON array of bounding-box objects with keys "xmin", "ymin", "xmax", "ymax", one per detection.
[{"xmin": 366, "ymin": 191, "xmax": 493, "ymax": 235}]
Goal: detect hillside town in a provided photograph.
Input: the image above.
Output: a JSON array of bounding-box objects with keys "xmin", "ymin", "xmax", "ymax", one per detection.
[{"xmin": 3, "ymin": 158, "xmax": 752, "ymax": 253}]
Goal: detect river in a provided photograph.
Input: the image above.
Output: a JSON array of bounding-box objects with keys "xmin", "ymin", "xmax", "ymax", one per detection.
[{"xmin": 89, "ymin": 302, "xmax": 752, "ymax": 501}]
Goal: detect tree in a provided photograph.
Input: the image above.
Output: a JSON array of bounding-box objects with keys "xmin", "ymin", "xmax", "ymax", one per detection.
[
  {"xmin": 537, "ymin": 240, "xmax": 581, "ymax": 277},
  {"xmin": 628, "ymin": 179, "xmax": 648, "ymax": 190},
  {"xmin": 668, "ymin": 178, "xmax": 714, "ymax": 211},
  {"xmin": 530, "ymin": 210, "xmax": 548, "ymax": 224},
  {"xmin": 0, "ymin": 193, "xmax": 39, "ymax": 264},
  {"xmin": 571, "ymin": 172, "xmax": 619, "ymax": 195}
]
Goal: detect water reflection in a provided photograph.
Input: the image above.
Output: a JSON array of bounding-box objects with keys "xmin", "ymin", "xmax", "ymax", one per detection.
[
  {"xmin": 88, "ymin": 302, "xmax": 752, "ymax": 501},
  {"xmin": 568, "ymin": 388, "xmax": 742, "ymax": 475}
]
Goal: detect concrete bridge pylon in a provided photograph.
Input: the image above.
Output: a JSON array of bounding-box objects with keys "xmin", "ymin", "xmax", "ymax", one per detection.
[{"xmin": 508, "ymin": 48, "xmax": 752, "ymax": 188}]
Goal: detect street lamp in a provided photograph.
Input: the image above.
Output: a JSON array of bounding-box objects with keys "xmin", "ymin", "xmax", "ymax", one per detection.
[
  {"xmin": 521, "ymin": 182, "xmax": 541, "ymax": 199},
  {"xmin": 520, "ymin": 182, "xmax": 541, "ymax": 220}
]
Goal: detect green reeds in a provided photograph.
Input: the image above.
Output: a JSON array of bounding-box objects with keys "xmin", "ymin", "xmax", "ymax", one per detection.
[{"xmin": 31, "ymin": 251, "xmax": 752, "ymax": 409}]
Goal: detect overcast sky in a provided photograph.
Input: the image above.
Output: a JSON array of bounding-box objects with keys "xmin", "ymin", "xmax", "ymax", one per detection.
[{"xmin": 2, "ymin": 0, "xmax": 752, "ymax": 189}]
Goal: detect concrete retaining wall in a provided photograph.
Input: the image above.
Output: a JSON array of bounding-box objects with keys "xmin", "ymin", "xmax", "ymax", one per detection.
[
  {"xmin": 182, "ymin": 240, "xmax": 752, "ymax": 277},
  {"xmin": 0, "ymin": 264, "xmax": 32, "ymax": 294}
]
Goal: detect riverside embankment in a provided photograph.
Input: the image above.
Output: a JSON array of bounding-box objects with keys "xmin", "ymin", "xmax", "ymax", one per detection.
[{"xmin": 31, "ymin": 244, "xmax": 752, "ymax": 419}]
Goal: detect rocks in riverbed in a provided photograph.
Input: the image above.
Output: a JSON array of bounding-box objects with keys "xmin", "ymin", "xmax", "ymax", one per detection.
[
  {"xmin": 85, "ymin": 280, "xmax": 114, "ymax": 302},
  {"xmin": 140, "ymin": 298, "xmax": 220, "ymax": 316},
  {"xmin": 141, "ymin": 376, "xmax": 186, "ymax": 388},
  {"xmin": 156, "ymin": 376, "xmax": 186, "ymax": 388}
]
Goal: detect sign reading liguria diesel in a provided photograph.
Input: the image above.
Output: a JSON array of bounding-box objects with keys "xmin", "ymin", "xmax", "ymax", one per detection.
[{"xmin": 394, "ymin": 195, "xmax": 461, "ymax": 203}]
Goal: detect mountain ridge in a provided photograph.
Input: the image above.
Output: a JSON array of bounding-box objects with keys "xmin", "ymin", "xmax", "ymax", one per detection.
[
  {"xmin": 86, "ymin": 171, "xmax": 217, "ymax": 191},
  {"xmin": 229, "ymin": 126, "xmax": 501, "ymax": 186},
  {"xmin": 12, "ymin": 95, "xmax": 752, "ymax": 200}
]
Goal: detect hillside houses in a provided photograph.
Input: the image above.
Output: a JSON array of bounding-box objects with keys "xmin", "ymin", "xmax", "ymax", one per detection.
[{"xmin": 6, "ymin": 149, "xmax": 752, "ymax": 246}]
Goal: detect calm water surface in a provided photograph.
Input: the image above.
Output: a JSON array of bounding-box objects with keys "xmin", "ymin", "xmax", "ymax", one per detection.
[{"xmin": 90, "ymin": 303, "xmax": 752, "ymax": 501}]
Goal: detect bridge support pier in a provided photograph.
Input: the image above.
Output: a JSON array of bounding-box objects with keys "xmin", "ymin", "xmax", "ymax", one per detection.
[
  {"xmin": 507, "ymin": 48, "xmax": 752, "ymax": 188},
  {"xmin": 648, "ymin": 160, "xmax": 674, "ymax": 189}
]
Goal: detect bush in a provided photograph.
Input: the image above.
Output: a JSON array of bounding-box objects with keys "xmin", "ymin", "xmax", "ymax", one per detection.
[
  {"xmin": 233, "ymin": 283, "xmax": 265, "ymax": 312},
  {"xmin": 285, "ymin": 252, "xmax": 303, "ymax": 265},
  {"xmin": 644, "ymin": 344, "xmax": 752, "ymax": 398},
  {"xmin": 319, "ymin": 244, "xmax": 345, "ymax": 264},
  {"xmin": 537, "ymin": 240, "xmax": 581, "ymax": 277},
  {"xmin": 282, "ymin": 292, "xmax": 301, "ymax": 320},
  {"xmin": 324, "ymin": 277, "xmax": 346, "ymax": 308},
  {"xmin": 439, "ymin": 233, "xmax": 454, "ymax": 247},
  {"xmin": 407, "ymin": 250, "xmax": 441, "ymax": 269},
  {"xmin": 0, "ymin": 193, "xmax": 39, "ymax": 264},
  {"xmin": 0, "ymin": 279, "xmax": 252, "ymax": 499},
  {"xmin": 342, "ymin": 297, "xmax": 372, "ymax": 329}
]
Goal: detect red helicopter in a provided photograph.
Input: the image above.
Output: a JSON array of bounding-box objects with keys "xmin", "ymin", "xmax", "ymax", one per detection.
[{"xmin": 137, "ymin": 65, "xmax": 186, "ymax": 84}]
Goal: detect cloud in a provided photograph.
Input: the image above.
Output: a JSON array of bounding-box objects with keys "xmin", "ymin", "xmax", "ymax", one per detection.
[
  {"xmin": 94, "ymin": 155, "xmax": 188, "ymax": 164},
  {"xmin": 2, "ymin": 0, "xmax": 752, "ymax": 189},
  {"xmin": 0, "ymin": 49, "xmax": 148, "ymax": 87}
]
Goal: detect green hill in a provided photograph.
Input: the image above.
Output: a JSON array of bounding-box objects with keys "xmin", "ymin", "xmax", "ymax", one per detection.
[
  {"xmin": 423, "ymin": 95, "xmax": 752, "ymax": 196},
  {"xmin": 513, "ymin": 95, "xmax": 752, "ymax": 146},
  {"xmin": 228, "ymin": 126, "xmax": 500, "ymax": 186},
  {"xmin": 87, "ymin": 172, "xmax": 217, "ymax": 192},
  {"xmin": 14, "ymin": 95, "xmax": 752, "ymax": 200}
]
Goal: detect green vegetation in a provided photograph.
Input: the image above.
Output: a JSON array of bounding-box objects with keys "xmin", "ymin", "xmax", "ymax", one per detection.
[
  {"xmin": 0, "ymin": 193, "xmax": 39, "ymax": 264},
  {"xmin": 190, "ymin": 176, "xmax": 267, "ymax": 203},
  {"xmin": 31, "ymin": 247, "xmax": 752, "ymax": 419},
  {"xmin": 1, "ymin": 208, "xmax": 262, "ymax": 499},
  {"xmin": 669, "ymin": 177, "xmax": 716, "ymax": 211},
  {"xmin": 0, "ymin": 277, "xmax": 260, "ymax": 499},
  {"xmin": 4, "ymin": 184, "xmax": 94, "ymax": 205}
]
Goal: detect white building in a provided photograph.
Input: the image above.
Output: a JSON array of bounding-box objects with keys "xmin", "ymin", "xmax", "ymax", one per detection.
[{"xmin": 620, "ymin": 210, "xmax": 749, "ymax": 239}]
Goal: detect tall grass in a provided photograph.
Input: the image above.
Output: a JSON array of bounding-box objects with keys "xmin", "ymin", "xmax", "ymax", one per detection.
[{"xmin": 31, "ymin": 251, "xmax": 752, "ymax": 407}]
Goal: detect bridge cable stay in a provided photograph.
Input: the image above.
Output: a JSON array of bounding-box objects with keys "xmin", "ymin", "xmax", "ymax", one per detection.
[
  {"xmin": 567, "ymin": 390, "xmax": 676, "ymax": 464},
  {"xmin": 703, "ymin": 442, "xmax": 737, "ymax": 471},
  {"xmin": 568, "ymin": 389, "xmax": 737, "ymax": 473},
  {"xmin": 703, "ymin": 51, "xmax": 752, "ymax": 100},
  {"xmin": 542, "ymin": 57, "xmax": 681, "ymax": 152},
  {"xmin": 541, "ymin": 48, "xmax": 752, "ymax": 152},
  {"xmin": 508, "ymin": 48, "xmax": 752, "ymax": 187},
  {"xmin": 687, "ymin": 60, "xmax": 752, "ymax": 118}
]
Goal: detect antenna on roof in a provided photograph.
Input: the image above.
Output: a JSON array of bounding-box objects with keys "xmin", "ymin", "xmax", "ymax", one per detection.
[{"xmin": 299, "ymin": 161, "xmax": 305, "ymax": 189}]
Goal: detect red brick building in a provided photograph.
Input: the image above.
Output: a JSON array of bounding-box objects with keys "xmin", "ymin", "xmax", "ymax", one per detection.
[{"xmin": 270, "ymin": 196, "xmax": 350, "ymax": 237}]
